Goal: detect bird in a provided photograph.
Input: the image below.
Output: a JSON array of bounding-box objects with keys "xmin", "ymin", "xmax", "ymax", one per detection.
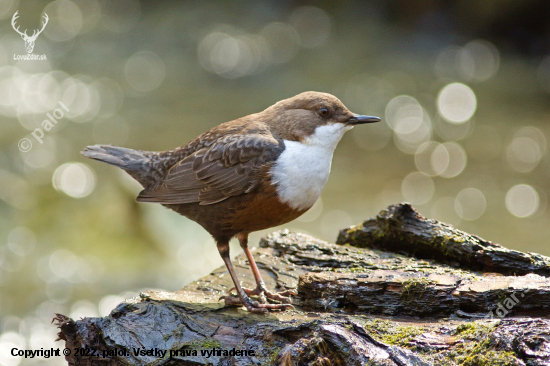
[{"xmin": 81, "ymin": 91, "xmax": 380, "ymax": 313}]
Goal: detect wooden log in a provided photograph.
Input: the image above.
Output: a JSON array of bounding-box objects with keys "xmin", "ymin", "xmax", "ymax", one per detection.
[
  {"xmin": 336, "ymin": 202, "xmax": 550, "ymax": 276},
  {"xmin": 298, "ymin": 271, "xmax": 550, "ymax": 317},
  {"xmin": 52, "ymin": 205, "xmax": 550, "ymax": 365},
  {"xmin": 259, "ymin": 231, "xmax": 550, "ymax": 317},
  {"xmin": 53, "ymin": 291, "xmax": 550, "ymax": 366}
]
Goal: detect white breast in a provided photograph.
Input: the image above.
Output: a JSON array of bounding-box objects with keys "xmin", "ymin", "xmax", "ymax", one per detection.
[{"xmin": 270, "ymin": 123, "xmax": 352, "ymax": 211}]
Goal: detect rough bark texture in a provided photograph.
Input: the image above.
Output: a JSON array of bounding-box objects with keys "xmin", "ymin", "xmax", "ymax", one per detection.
[
  {"xmin": 336, "ymin": 203, "xmax": 550, "ymax": 277},
  {"xmin": 54, "ymin": 203, "xmax": 550, "ymax": 366}
]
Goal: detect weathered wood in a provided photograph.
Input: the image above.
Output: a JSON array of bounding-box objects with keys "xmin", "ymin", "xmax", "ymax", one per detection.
[
  {"xmin": 259, "ymin": 231, "xmax": 550, "ymax": 317},
  {"xmin": 298, "ymin": 271, "xmax": 550, "ymax": 317},
  {"xmin": 53, "ymin": 294, "xmax": 550, "ymax": 366},
  {"xmin": 53, "ymin": 204, "xmax": 550, "ymax": 365},
  {"xmin": 336, "ymin": 202, "xmax": 550, "ymax": 276}
]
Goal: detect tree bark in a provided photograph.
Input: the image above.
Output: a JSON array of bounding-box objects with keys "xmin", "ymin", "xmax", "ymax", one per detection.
[
  {"xmin": 336, "ymin": 202, "xmax": 550, "ymax": 276},
  {"xmin": 54, "ymin": 203, "xmax": 550, "ymax": 366}
]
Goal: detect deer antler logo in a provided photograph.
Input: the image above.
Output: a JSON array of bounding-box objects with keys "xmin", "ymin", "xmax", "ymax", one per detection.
[{"xmin": 11, "ymin": 11, "xmax": 49, "ymax": 54}]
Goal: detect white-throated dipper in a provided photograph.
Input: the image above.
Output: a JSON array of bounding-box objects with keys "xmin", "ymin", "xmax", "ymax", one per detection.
[{"xmin": 82, "ymin": 91, "xmax": 380, "ymax": 313}]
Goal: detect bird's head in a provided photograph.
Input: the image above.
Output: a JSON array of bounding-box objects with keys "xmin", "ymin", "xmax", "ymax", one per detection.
[{"xmin": 265, "ymin": 91, "xmax": 380, "ymax": 146}]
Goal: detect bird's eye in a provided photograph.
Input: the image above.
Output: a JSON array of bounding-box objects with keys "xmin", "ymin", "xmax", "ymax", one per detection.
[{"xmin": 319, "ymin": 108, "xmax": 329, "ymax": 117}]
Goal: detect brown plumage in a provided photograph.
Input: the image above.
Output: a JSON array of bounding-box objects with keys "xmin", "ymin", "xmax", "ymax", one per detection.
[{"xmin": 82, "ymin": 91, "xmax": 380, "ymax": 313}]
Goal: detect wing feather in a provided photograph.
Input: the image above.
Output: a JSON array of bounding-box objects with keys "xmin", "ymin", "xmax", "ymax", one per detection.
[{"xmin": 136, "ymin": 133, "xmax": 282, "ymax": 205}]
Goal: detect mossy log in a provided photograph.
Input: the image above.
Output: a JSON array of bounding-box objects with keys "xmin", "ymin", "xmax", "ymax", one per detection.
[
  {"xmin": 336, "ymin": 203, "xmax": 550, "ymax": 276},
  {"xmin": 54, "ymin": 204, "xmax": 550, "ymax": 365}
]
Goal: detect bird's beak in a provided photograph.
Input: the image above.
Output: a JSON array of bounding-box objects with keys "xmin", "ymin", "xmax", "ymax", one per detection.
[{"xmin": 346, "ymin": 114, "xmax": 381, "ymax": 125}]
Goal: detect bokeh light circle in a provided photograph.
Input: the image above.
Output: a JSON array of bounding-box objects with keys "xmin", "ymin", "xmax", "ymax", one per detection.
[
  {"xmin": 260, "ymin": 22, "xmax": 300, "ymax": 64},
  {"xmin": 52, "ymin": 162, "xmax": 95, "ymax": 198},
  {"xmin": 49, "ymin": 249, "xmax": 78, "ymax": 279},
  {"xmin": 435, "ymin": 41, "xmax": 499, "ymax": 82},
  {"xmin": 455, "ymin": 188, "xmax": 486, "ymax": 220},
  {"xmin": 505, "ymin": 126, "xmax": 546, "ymax": 173},
  {"xmin": 198, "ymin": 31, "xmax": 271, "ymax": 79},
  {"xmin": 124, "ymin": 51, "xmax": 165, "ymax": 92},
  {"xmin": 415, "ymin": 141, "xmax": 466, "ymax": 177},
  {"xmin": 505, "ymin": 184, "xmax": 539, "ymax": 218},
  {"xmin": 437, "ymin": 142, "xmax": 467, "ymax": 178},
  {"xmin": 43, "ymin": 0, "xmax": 83, "ymax": 42},
  {"xmin": 385, "ymin": 95, "xmax": 422, "ymax": 131},
  {"xmin": 462, "ymin": 40, "xmax": 500, "ymax": 82},
  {"xmin": 386, "ymin": 96, "xmax": 432, "ymax": 154},
  {"xmin": 0, "ymin": 331, "xmax": 25, "ymax": 366},
  {"xmin": 437, "ymin": 83, "xmax": 477, "ymax": 123},
  {"xmin": 401, "ymin": 172, "xmax": 434, "ymax": 204},
  {"xmin": 430, "ymin": 143, "xmax": 450, "ymax": 176},
  {"xmin": 415, "ymin": 142, "xmax": 440, "ymax": 176}
]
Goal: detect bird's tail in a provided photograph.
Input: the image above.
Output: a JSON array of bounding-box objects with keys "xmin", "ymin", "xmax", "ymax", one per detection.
[
  {"xmin": 81, "ymin": 145, "xmax": 157, "ymax": 188},
  {"xmin": 81, "ymin": 145, "xmax": 150, "ymax": 171}
]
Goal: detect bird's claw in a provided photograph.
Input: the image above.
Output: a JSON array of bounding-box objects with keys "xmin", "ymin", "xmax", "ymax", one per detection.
[
  {"xmin": 225, "ymin": 286, "xmax": 296, "ymax": 305},
  {"xmin": 221, "ymin": 285, "xmax": 296, "ymax": 313},
  {"xmin": 262, "ymin": 288, "xmax": 297, "ymax": 304},
  {"xmin": 219, "ymin": 294, "xmax": 294, "ymax": 313}
]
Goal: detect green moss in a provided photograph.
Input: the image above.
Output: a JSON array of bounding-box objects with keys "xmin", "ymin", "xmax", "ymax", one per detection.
[
  {"xmin": 267, "ymin": 347, "xmax": 281, "ymax": 365},
  {"xmin": 434, "ymin": 233, "xmax": 472, "ymax": 261},
  {"xmin": 360, "ymin": 319, "xmax": 425, "ymax": 347},
  {"xmin": 383, "ymin": 327, "xmax": 425, "ymax": 346},
  {"xmin": 450, "ymin": 235, "xmax": 466, "ymax": 243},
  {"xmin": 454, "ymin": 322, "xmax": 493, "ymax": 339},
  {"xmin": 460, "ymin": 350, "xmax": 519, "ymax": 366},
  {"xmin": 400, "ymin": 277, "xmax": 432, "ymax": 300},
  {"xmin": 200, "ymin": 338, "xmax": 222, "ymax": 349},
  {"xmin": 183, "ymin": 337, "xmax": 222, "ymax": 351},
  {"xmin": 452, "ymin": 337, "xmax": 520, "ymax": 366},
  {"xmin": 357, "ymin": 318, "xmax": 523, "ymax": 365},
  {"xmin": 449, "ymin": 321, "xmax": 522, "ymax": 366}
]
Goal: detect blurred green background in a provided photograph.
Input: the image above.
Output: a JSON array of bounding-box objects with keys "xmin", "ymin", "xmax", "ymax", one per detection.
[{"xmin": 0, "ymin": 0, "xmax": 549, "ymax": 363}]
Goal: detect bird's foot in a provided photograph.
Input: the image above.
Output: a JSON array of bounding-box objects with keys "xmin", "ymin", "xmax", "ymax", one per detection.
[
  {"xmin": 227, "ymin": 285, "xmax": 296, "ymax": 305},
  {"xmin": 245, "ymin": 287, "xmax": 296, "ymax": 304},
  {"xmin": 220, "ymin": 293, "xmax": 294, "ymax": 314}
]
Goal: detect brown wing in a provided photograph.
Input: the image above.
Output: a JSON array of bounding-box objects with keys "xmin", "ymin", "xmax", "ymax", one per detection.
[{"xmin": 136, "ymin": 134, "xmax": 283, "ymax": 205}]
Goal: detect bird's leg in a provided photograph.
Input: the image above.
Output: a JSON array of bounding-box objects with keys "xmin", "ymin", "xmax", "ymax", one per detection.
[
  {"xmin": 217, "ymin": 240, "xmax": 292, "ymax": 313},
  {"xmin": 237, "ymin": 233, "xmax": 296, "ymax": 304}
]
